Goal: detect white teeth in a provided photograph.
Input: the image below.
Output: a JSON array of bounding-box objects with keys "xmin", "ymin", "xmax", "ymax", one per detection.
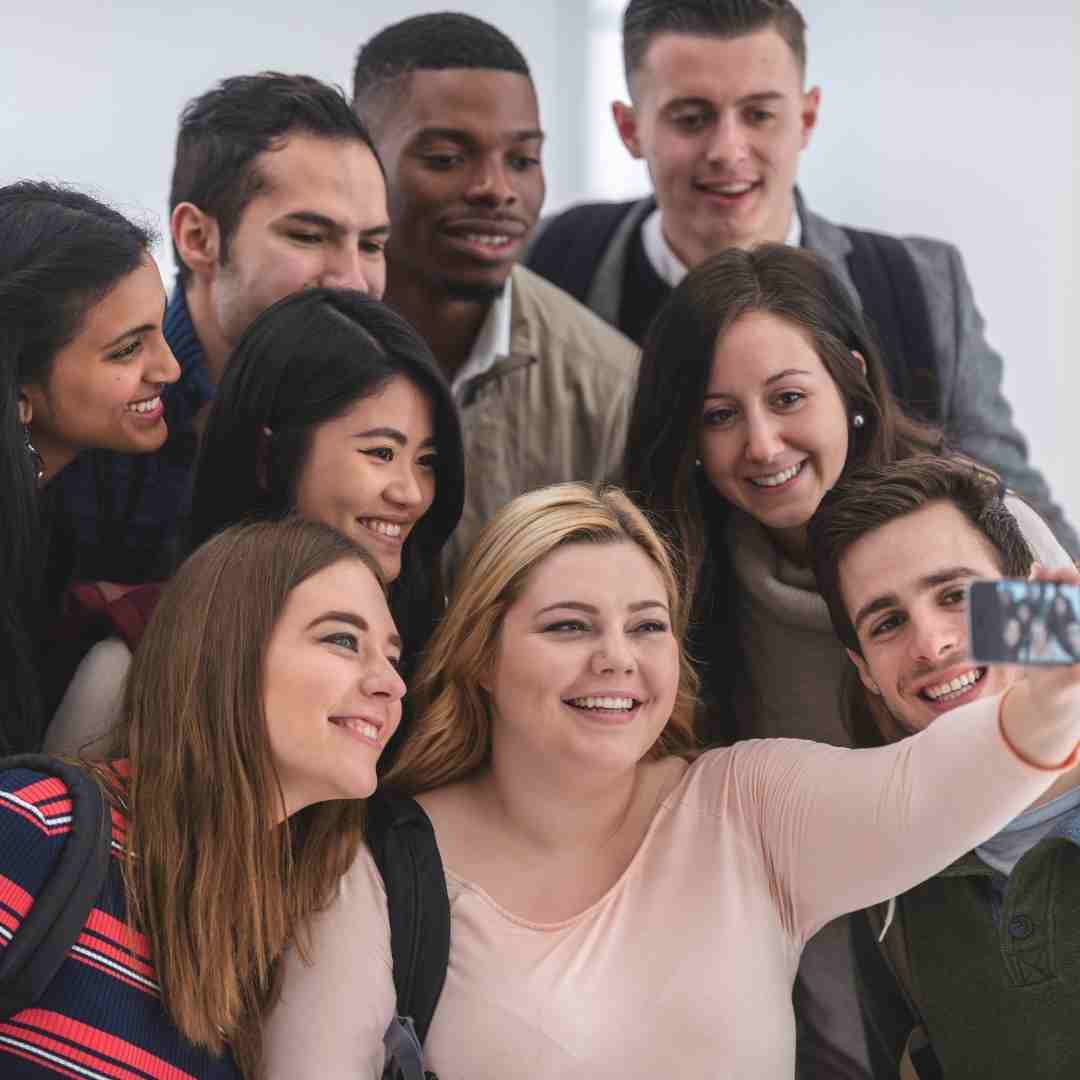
[
  {"xmin": 360, "ymin": 519, "xmax": 402, "ymax": 538},
  {"xmin": 924, "ymin": 669, "xmax": 983, "ymax": 701},
  {"xmin": 567, "ymin": 696, "xmax": 636, "ymax": 711},
  {"xmin": 333, "ymin": 717, "xmax": 380, "ymax": 740},
  {"xmin": 127, "ymin": 396, "xmax": 161, "ymax": 414},
  {"xmin": 750, "ymin": 462, "xmax": 802, "ymax": 488},
  {"xmin": 700, "ymin": 181, "xmax": 755, "ymax": 195},
  {"xmin": 463, "ymin": 233, "xmax": 510, "ymax": 246}
]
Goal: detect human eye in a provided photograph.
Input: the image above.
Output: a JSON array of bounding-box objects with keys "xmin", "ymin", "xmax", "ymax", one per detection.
[
  {"xmin": 287, "ymin": 230, "xmax": 324, "ymax": 245},
  {"xmin": 773, "ymin": 390, "xmax": 806, "ymax": 410},
  {"xmin": 542, "ymin": 619, "xmax": 589, "ymax": 634},
  {"xmin": 421, "ymin": 152, "xmax": 464, "ymax": 171},
  {"xmin": 870, "ymin": 612, "xmax": 904, "ymax": 637},
  {"xmin": 631, "ymin": 618, "xmax": 669, "ymax": 635},
  {"xmin": 418, "ymin": 450, "xmax": 438, "ymax": 471},
  {"xmin": 361, "ymin": 446, "xmax": 394, "ymax": 463},
  {"xmin": 745, "ymin": 107, "xmax": 776, "ymax": 125},
  {"xmin": 940, "ymin": 587, "xmax": 967, "ymax": 608},
  {"xmin": 508, "ymin": 152, "xmax": 540, "ymax": 172},
  {"xmin": 322, "ymin": 630, "xmax": 358, "ymax": 651},
  {"xmin": 702, "ymin": 404, "xmax": 737, "ymax": 428},
  {"xmin": 360, "ymin": 237, "xmax": 387, "ymax": 255},
  {"xmin": 670, "ymin": 109, "xmax": 710, "ymax": 133},
  {"xmin": 107, "ymin": 337, "xmax": 143, "ymax": 362}
]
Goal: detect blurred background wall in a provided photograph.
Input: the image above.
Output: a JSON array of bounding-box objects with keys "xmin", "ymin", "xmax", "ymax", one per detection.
[{"xmin": 3, "ymin": 0, "xmax": 1077, "ymax": 523}]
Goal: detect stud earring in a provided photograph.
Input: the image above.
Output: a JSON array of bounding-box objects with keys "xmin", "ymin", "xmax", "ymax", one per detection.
[
  {"xmin": 23, "ymin": 424, "xmax": 44, "ymax": 485},
  {"xmin": 852, "ymin": 413, "xmax": 865, "ymax": 429},
  {"xmin": 695, "ymin": 458, "xmax": 702, "ymax": 468}
]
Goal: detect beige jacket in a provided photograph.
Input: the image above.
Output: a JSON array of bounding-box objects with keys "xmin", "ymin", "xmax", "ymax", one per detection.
[{"xmin": 448, "ymin": 265, "xmax": 639, "ymax": 567}]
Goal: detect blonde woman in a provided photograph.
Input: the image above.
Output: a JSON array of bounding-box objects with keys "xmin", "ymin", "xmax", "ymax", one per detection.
[
  {"xmin": 0, "ymin": 518, "xmax": 403, "ymax": 1078},
  {"xmin": 264, "ymin": 484, "xmax": 1080, "ymax": 1079}
]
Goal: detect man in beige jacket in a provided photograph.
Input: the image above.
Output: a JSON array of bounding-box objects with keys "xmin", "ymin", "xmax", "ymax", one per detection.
[{"xmin": 352, "ymin": 12, "xmax": 639, "ymax": 565}]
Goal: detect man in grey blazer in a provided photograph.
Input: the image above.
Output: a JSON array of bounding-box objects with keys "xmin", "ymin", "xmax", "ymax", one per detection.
[{"xmin": 526, "ymin": 0, "xmax": 1078, "ymax": 558}]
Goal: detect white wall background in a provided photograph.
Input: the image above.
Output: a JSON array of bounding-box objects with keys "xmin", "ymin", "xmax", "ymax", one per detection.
[{"xmin": 2, "ymin": 0, "xmax": 1077, "ymax": 526}]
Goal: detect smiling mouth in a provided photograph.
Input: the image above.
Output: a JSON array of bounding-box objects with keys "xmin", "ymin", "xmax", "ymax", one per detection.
[
  {"xmin": 919, "ymin": 667, "xmax": 987, "ymax": 705},
  {"xmin": 564, "ymin": 695, "xmax": 642, "ymax": 714},
  {"xmin": 694, "ymin": 179, "xmax": 761, "ymax": 199},
  {"xmin": 749, "ymin": 461, "xmax": 805, "ymax": 489},
  {"xmin": 126, "ymin": 394, "xmax": 162, "ymax": 415},
  {"xmin": 329, "ymin": 715, "xmax": 383, "ymax": 743},
  {"xmin": 358, "ymin": 518, "xmax": 406, "ymax": 542}
]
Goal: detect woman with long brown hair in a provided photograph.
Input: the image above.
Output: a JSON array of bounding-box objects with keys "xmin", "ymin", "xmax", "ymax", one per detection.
[
  {"xmin": 263, "ymin": 482, "xmax": 1080, "ymax": 1079},
  {"xmin": 0, "ymin": 516, "xmax": 404, "ymax": 1078}
]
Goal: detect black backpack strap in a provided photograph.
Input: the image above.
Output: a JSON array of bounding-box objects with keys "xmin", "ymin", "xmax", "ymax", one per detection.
[
  {"xmin": 525, "ymin": 201, "xmax": 642, "ymax": 305},
  {"xmin": 842, "ymin": 228, "xmax": 940, "ymax": 424},
  {"xmin": 366, "ymin": 791, "xmax": 450, "ymax": 1049},
  {"xmin": 0, "ymin": 754, "xmax": 112, "ymax": 1019}
]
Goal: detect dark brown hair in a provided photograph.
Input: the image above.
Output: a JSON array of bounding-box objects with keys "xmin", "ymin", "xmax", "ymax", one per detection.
[
  {"xmin": 624, "ymin": 244, "xmax": 944, "ymax": 744},
  {"xmin": 623, "ymin": 0, "xmax": 808, "ymax": 87},
  {"xmin": 104, "ymin": 516, "xmax": 385, "ymax": 1074}
]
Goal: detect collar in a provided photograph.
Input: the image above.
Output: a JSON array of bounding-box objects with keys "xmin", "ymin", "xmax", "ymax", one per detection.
[
  {"xmin": 164, "ymin": 282, "xmax": 215, "ymax": 413},
  {"xmin": 642, "ymin": 196, "xmax": 803, "ymax": 289},
  {"xmin": 451, "ymin": 277, "xmax": 514, "ymax": 401}
]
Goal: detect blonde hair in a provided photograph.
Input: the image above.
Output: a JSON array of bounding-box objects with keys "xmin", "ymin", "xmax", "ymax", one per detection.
[
  {"xmin": 98, "ymin": 517, "xmax": 385, "ymax": 1076},
  {"xmin": 385, "ymin": 484, "xmax": 700, "ymax": 795}
]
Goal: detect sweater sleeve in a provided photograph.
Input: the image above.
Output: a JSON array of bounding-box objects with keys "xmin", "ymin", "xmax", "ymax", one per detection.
[
  {"xmin": 718, "ymin": 692, "xmax": 1072, "ymax": 944},
  {"xmin": 262, "ymin": 843, "xmax": 394, "ymax": 1080},
  {"xmin": 0, "ymin": 769, "xmax": 71, "ymax": 958}
]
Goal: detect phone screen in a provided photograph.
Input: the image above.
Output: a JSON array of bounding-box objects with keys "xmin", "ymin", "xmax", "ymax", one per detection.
[{"xmin": 969, "ymin": 580, "xmax": 1080, "ymax": 666}]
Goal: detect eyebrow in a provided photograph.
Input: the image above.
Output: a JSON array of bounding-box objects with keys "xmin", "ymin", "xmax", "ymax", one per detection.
[
  {"xmin": 852, "ymin": 566, "xmax": 984, "ymax": 635},
  {"xmin": 663, "ymin": 90, "xmax": 785, "ymax": 112},
  {"xmin": 535, "ymin": 600, "xmax": 669, "ymax": 616},
  {"xmin": 352, "ymin": 426, "xmax": 437, "ymax": 449},
  {"xmin": 414, "ymin": 126, "xmax": 545, "ymax": 146},
  {"xmin": 306, "ymin": 610, "xmax": 402, "ymax": 651},
  {"xmin": 281, "ymin": 210, "xmax": 391, "ymax": 238},
  {"xmin": 704, "ymin": 368, "xmax": 813, "ymax": 400}
]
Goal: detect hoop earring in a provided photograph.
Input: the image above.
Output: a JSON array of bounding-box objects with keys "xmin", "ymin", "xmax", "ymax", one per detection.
[
  {"xmin": 23, "ymin": 424, "xmax": 45, "ymax": 485},
  {"xmin": 851, "ymin": 413, "xmax": 865, "ymax": 429}
]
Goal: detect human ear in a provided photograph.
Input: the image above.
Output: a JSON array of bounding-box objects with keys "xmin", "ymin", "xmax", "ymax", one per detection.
[
  {"xmin": 850, "ymin": 350, "xmax": 867, "ymax": 377},
  {"xmin": 800, "ymin": 86, "xmax": 821, "ymax": 147},
  {"xmin": 846, "ymin": 647, "xmax": 880, "ymax": 695},
  {"xmin": 17, "ymin": 390, "xmax": 32, "ymax": 426},
  {"xmin": 612, "ymin": 101, "xmax": 643, "ymax": 159},
  {"xmin": 171, "ymin": 202, "xmax": 222, "ymax": 278}
]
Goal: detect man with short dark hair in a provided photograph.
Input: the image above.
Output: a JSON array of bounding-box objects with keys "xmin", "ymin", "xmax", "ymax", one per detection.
[
  {"xmin": 353, "ymin": 13, "xmax": 639, "ymax": 563},
  {"xmin": 808, "ymin": 456, "xmax": 1080, "ymax": 1078},
  {"xmin": 527, "ymin": 0, "xmax": 1078, "ymax": 558},
  {"xmin": 59, "ymin": 72, "xmax": 391, "ymax": 582}
]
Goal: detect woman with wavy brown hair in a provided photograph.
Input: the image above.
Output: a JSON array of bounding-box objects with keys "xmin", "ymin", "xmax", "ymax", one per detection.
[
  {"xmin": 0, "ymin": 516, "xmax": 404, "ymax": 1078},
  {"xmin": 263, "ymin": 482, "xmax": 1080, "ymax": 1080}
]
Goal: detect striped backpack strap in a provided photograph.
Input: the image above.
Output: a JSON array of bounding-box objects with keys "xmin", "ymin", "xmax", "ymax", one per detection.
[{"xmin": 0, "ymin": 755, "xmax": 112, "ymax": 1019}]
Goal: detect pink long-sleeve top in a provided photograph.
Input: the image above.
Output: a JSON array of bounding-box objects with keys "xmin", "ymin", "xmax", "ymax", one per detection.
[{"xmin": 262, "ymin": 693, "xmax": 1068, "ymax": 1079}]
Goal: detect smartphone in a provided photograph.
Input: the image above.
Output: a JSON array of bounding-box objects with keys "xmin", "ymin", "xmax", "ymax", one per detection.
[{"xmin": 969, "ymin": 580, "xmax": 1080, "ymax": 666}]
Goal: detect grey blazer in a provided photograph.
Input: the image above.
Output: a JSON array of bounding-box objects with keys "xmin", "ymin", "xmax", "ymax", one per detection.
[{"xmin": 532, "ymin": 192, "xmax": 1079, "ymax": 557}]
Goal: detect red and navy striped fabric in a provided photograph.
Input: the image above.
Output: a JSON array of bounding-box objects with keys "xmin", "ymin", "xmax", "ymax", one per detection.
[{"xmin": 0, "ymin": 768, "xmax": 239, "ymax": 1079}]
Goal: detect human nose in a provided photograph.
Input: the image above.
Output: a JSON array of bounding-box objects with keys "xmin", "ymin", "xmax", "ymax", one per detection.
[
  {"xmin": 361, "ymin": 650, "xmax": 407, "ymax": 704},
  {"xmin": 743, "ymin": 409, "xmax": 784, "ymax": 464},
  {"xmin": 589, "ymin": 629, "xmax": 636, "ymax": 675},
  {"xmin": 465, "ymin": 156, "xmax": 516, "ymax": 206},
  {"xmin": 148, "ymin": 340, "xmax": 181, "ymax": 386},
  {"xmin": 385, "ymin": 460, "xmax": 429, "ymax": 509},
  {"xmin": 910, "ymin": 614, "xmax": 960, "ymax": 664},
  {"xmin": 704, "ymin": 111, "xmax": 749, "ymax": 167},
  {"xmin": 321, "ymin": 245, "xmax": 378, "ymax": 294}
]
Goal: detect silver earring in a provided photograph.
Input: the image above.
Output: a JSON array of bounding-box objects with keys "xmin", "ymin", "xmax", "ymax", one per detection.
[
  {"xmin": 695, "ymin": 458, "xmax": 702, "ymax": 468},
  {"xmin": 23, "ymin": 424, "xmax": 44, "ymax": 484},
  {"xmin": 852, "ymin": 413, "xmax": 865, "ymax": 429}
]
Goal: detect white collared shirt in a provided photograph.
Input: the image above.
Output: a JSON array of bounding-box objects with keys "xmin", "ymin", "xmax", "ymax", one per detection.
[
  {"xmin": 451, "ymin": 278, "xmax": 514, "ymax": 403},
  {"xmin": 641, "ymin": 204, "xmax": 803, "ymax": 290}
]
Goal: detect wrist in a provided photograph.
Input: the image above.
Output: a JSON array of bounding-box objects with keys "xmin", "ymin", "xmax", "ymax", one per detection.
[{"xmin": 998, "ymin": 684, "xmax": 1080, "ymax": 771}]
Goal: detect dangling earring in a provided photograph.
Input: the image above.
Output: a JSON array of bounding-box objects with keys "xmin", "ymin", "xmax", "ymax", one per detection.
[
  {"xmin": 851, "ymin": 413, "xmax": 865, "ymax": 429},
  {"xmin": 23, "ymin": 424, "xmax": 45, "ymax": 485}
]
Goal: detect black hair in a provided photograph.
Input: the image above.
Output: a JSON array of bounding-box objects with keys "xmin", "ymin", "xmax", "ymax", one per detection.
[
  {"xmin": 623, "ymin": 245, "xmax": 944, "ymax": 745},
  {"xmin": 169, "ymin": 72, "xmax": 378, "ymax": 285},
  {"xmin": 0, "ymin": 180, "xmax": 155, "ymax": 752},
  {"xmin": 352, "ymin": 13, "xmax": 531, "ymax": 133},
  {"xmin": 189, "ymin": 288, "xmax": 464, "ymax": 691},
  {"xmin": 622, "ymin": 0, "xmax": 807, "ymax": 87}
]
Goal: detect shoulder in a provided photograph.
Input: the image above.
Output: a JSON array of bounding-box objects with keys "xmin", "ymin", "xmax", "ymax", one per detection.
[
  {"xmin": 0, "ymin": 766, "xmax": 77, "ymax": 935},
  {"xmin": 510, "ymin": 265, "xmax": 640, "ymax": 377}
]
